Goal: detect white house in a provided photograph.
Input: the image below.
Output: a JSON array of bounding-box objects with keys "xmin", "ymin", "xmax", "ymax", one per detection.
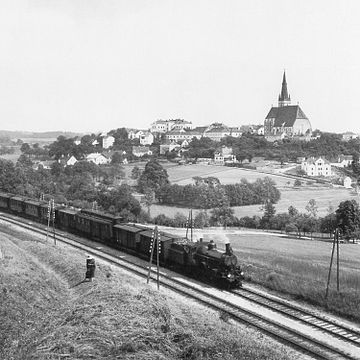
[
  {"xmin": 332, "ymin": 155, "xmax": 353, "ymax": 168},
  {"xmin": 342, "ymin": 132, "xmax": 359, "ymax": 141},
  {"xmin": 102, "ymin": 135, "xmax": 115, "ymax": 149},
  {"xmin": 86, "ymin": 153, "xmax": 110, "ymax": 165},
  {"xmin": 214, "ymin": 146, "xmax": 237, "ymax": 165},
  {"xmin": 65, "ymin": 155, "xmax": 78, "ymax": 166},
  {"xmin": 151, "ymin": 119, "xmax": 192, "ymax": 133},
  {"xmin": 301, "ymin": 157, "xmax": 332, "ymax": 177},
  {"xmin": 132, "ymin": 146, "xmax": 152, "ymax": 157},
  {"xmin": 344, "ymin": 177, "xmax": 352, "ymax": 189},
  {"xmin": 139, "ymin": 132, "xmax": 154, "ymax": 145},
  {"xmin": 159, "ymin": 141, "xmax": 180, "ymax": 155}
]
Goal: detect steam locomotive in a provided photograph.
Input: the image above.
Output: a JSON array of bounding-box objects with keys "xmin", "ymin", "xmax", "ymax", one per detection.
[{"xmin": 0, "ymin": 192, "xmax": 244, "ymax": 288}]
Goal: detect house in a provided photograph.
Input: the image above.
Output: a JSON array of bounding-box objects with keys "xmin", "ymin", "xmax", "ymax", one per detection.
[
  {"xmin": 86, "ymin": 153, "xmax": 110, "ymax": 165},
  {"xmin": 264, "ymin": 72, "xmax": 312, "ymax": 142},
  {"xmin": 332, "ymin": 155, "xmax": 353, "ymax": 168},
  {"xmin": 204, "ymin": 124, "xmax": 231, "ymax": 142},
  {"xmin": 151, "ymin": 119, "xmax": 193, "ymax": 133},
  {"xmin": 159, "ymin": 141, "xmax": 180, "ymax": 155},
  {"xmin": 60, "ymin": 155, "xmax": 78, "ymax": 167},
  {"xmin": 73, "ymin": 137, "xmax": 81, "ymax": 146},
  {"xmin": 342, "ymin": 132, "xmax": 359, "ymax": 141},
  {"xmin": 214, "ymin": 146, "xmax": 237, "ymax": 165},
  {"xmin": 296, "ymin": 156, "xmax": 306, "ymax": 164},
  {"xmin": 344, "ymin": 177, "xmax": 352, "ymax": 189},
  {"xmin": 33, "ymin": 160, "xmax": 56, "ymax": 170},
  {"xmin": 301, "ymin": 157, "xmax": 332, "ymax": 177},
  {"xmin": 257, "ymin": 126, "xmax": 265, "ymax": 136},
  {"xmin": 165, "ymin": 128, "xmax": 203, "ymax": 142},
  {"xmin": 139, "ymin": 132, "xmax": 154, "ymax": 145},
  {"xmin": 128, "ymin": 130, "xmax": 154, "ymax": 145},
  {"xmin": 91, "ymin": 139, "xmax": 99, "ymax": 146},
  {"xmin": 102, "ymin": 135, "xmax": 115, "ymax": 149},
  {"xmin": 132, "ymin": 146, "xmax": 152, "ymax": 157}
]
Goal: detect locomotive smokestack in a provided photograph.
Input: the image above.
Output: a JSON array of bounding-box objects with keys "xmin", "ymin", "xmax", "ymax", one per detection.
[
  {"xmin": 225, "ymin": 243, "xmax": 230, "ymax": 253},
  {"xmin": 225, "ymin": 242, "xmax": 233, "ymax": 255}
]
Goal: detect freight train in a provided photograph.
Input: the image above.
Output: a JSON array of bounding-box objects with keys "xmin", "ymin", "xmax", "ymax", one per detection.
[{"xmin": 0, "ymin": 192, "xmax": 244, "ymax": 288}]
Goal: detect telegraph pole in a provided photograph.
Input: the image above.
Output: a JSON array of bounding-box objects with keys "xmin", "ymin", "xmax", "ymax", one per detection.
[
  {"xmin": 325, "ymin": 228, "xmax": 340, "ymax": 299},
  {"xmin": 52, "ymin": 199, "xmax": 56, "ymax": 245},
  {"xmin": 46, "ymin": 200, "xmax": 51, "ymax": 241}
]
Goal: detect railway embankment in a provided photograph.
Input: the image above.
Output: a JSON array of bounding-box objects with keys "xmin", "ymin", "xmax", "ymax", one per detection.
[{"xmin": 0, "ymin": 223, "xmax": 303, "ymax": 360}]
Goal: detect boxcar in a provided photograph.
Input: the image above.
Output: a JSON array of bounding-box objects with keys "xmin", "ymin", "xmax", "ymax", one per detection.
[
  {"xmin": 89, "ymin": 216, "xmax": 113, "ymax": 242},
  {"xmin": 80, "ymin": 209, "xmax": 123, "ymax": 225},
  {"xmin": 113, "ymin": 224, "xmax": 148, "ymax": 250},
  {"xmin": 9, "ymin": 196, "xmax": 26, "ymax": 214},
  {"xmin": 24, "ymin": 199, "xmax": 43, "ymax": 220},
  {"xmin": 57, "ymin": 208, "xmax": 79, "ymax": 232},
  {"xmin": 138, "ymin": 229, "xmax": 178, "ymax": 263},
  {"xmin": 0, "ymin": 192, "xmax": 12, "ymax": 211}
]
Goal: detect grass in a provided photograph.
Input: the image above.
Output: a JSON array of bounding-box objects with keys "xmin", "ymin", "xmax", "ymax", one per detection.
[
  {"xmin": 228, "ymin": 233, "xmax": 360, "ymax": 322},
  {"xmin": 0, "ymin": 224, "xmax": 301, "ymax": 360},
  {"xmin": 146, "ymin": 162, "xmax": 357, "ymax": 218}
]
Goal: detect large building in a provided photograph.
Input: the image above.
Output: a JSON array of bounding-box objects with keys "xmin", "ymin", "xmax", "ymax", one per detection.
[{"xmin": 264, "ymin": 72, "xmax": 312, "ymax": 141}]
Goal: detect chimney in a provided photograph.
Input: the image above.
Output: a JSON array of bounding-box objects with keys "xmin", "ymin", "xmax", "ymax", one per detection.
[{"xmin": 225, "ymin": 243, "xmax": 231, "ymax": 254}]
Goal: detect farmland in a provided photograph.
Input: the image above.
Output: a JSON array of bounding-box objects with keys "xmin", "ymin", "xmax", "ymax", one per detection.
[
  {"xmin": 229, "ymin": 232, "xmax": 360, "ymax": 321},
  {"xmin": 148, "ymin": 163, "xmax": 356, "ymax": 218}
]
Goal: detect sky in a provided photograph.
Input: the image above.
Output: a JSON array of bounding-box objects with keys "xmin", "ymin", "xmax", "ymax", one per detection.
[{"xmin": 1, "ymin": 0, "xmax": 360, "ymax": 133}]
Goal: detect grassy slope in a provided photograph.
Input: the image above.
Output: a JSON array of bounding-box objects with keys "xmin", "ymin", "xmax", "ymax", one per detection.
[{"xmin": 0, "ymin": 225, "xmax": 301, "ymax": 360}]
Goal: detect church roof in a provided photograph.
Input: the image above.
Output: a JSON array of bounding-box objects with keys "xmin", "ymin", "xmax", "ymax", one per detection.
[
  {"xmin": 265, "ymin": 105, "xmax": 308, "ymax": 127},
  {"xmin": 278, "ymin": 71, "xmax": 290, "ymax": 102}
]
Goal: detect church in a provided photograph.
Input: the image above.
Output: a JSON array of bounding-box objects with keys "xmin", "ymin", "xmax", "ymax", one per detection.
[{"xmin": 264, "ymin": 72, "xmax": 312, "ymax": 141}]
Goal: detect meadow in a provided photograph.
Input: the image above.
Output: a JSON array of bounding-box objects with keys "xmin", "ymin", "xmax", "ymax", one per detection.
[
  {"xmin": 149, "ymin": 163, "xmax": 357, "ymax": 218},
  {"xmin": 229, "ymin": 232, "xmax": 360, "ymax": 321}
]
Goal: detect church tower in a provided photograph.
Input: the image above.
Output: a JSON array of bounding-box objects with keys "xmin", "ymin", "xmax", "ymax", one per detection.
[{"xmin": 278, "ymin": 71, "xmax": 291, "ymax": 107}]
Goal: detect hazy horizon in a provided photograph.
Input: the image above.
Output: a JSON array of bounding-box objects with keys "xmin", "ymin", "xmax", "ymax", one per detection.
[{"xmin": 1, "ymin": 1, "xmax": 360, "ymax": 134}]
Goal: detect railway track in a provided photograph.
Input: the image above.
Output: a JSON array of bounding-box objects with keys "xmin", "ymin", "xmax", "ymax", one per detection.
[
  {"xmin": 1, "ymin": 213, "xmax": 360, "ymax": 359},
  {"xmin": 232, "ymin": 286, "xmax": 360, "ymax": 347}
]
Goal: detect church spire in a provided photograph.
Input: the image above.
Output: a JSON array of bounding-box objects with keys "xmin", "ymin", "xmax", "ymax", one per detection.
[{"xmin": 278, "ymin": 71, "xmax": 291, "ymax": 107}]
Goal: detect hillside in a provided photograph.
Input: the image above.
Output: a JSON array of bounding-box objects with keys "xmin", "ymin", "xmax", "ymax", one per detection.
[
  {"xmin": 0, "ymin": 222, "xmax": 302, "ymax": 360},
  {"xmin": 0, "ymin": 130, "xmax": 83, "ymax": 140}
]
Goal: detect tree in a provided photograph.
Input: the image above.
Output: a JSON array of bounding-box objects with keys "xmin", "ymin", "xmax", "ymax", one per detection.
[
  {"xmin": 294, "ymin": 179, "xmax": 302, "ymax": 187},
  {"xmin": 305, "ymin": 199, "xmax": 318, "ymax": 218},
  {"xmin": 320, "ymin": 213, "xmax": 337, "ymax": 237},
  {"xmin": 20, "ymin": 142, "xmax": 31, "ymax": 154},
  {"xmin": 261, "ymin": 200, "xmax": 276, "ymax": 229},
  {"xmin": 111, "ymin": 152, "xmax": 123, "ymax": 164},
  {"xmin": 336, "ymin": 200, "xmax": 360, "ymax": 242},
  {"xmin": 16, "ymin": 154, "xmax": 33, "ymax": 168},
  {"xmin": 138, "ymin": 160, "xmax": 169, "ymax": 195},
  {"xmin": 288, "ymin": 205, "xmax": 299, "ymax": 217},
  {"xmin": 210, "ymin": 204, "xmax": 235, "ymax": 228},
  {"xmin": 194, "ymin": 211, "xmax": 210, "ymax": 228},
  {"xmin": 173, "ymin": 212, "xmax": 188, "ymax": 227},
  {"xmin": 143, "ymin": 188, "xmax": 155, "ymax": 216},
  {"xmin": 131, "ymin": 166, "xmax": 142, "ymax": 180}
]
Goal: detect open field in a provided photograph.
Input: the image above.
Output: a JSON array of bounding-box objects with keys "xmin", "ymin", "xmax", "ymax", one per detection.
[
  {"xmin": 166, "ymin": 163, "xmax": 296, "ymax": 187},
  {"xmin": 147, "ymin": 163, "xmax": 357, "ymax": 218},
  {"xmin": 0, "ymin": 224, "xmax": 300, "ymax": 360},
  {"xmin": 149, "ymin": 186, "xmax": 356, "ymax": 219},
  {"xmin": 229, "ymin": 232, "xmax": 360, "ymax": 321}
]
